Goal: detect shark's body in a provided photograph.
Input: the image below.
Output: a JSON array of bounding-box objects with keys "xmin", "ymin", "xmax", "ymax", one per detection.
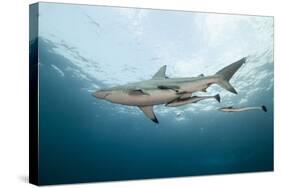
[
  {"xmin": 93, "ymin": 57, "xmax": 246, "ymax": 123},
  {"xmin": 219, "ymin": 105, "xmax": 267, "ymax": 112}
]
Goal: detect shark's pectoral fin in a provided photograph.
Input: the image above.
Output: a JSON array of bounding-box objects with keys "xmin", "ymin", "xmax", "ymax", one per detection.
[
  {"xmin": 128, "ymin": 89, "xmax": 150, "ymax": 96},
  {"xmin": 138, "ymin": 106, "xmax": 158, "ymax": 124}
]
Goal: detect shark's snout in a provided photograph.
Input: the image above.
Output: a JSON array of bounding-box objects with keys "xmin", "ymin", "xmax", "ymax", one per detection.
[{"xmin": 92, "ymin": 90, "xmax": 111, "ymax": 99}]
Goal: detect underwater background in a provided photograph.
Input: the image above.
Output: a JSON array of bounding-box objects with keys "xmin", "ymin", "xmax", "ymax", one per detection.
[{"xmin": 33, "ymin": 2, "xmax": 273, "ymax": 185}]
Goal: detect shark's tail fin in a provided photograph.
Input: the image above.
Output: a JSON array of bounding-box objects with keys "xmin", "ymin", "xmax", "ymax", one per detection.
[
  {"xmin": 215, "ymin": 57, "xmax": 246, "ymax": 94},
  {"xmin": 214, "ymin": 94, "xmax": 221, "ymax": 103},
  {"xmin": 261, "ymin": 105, "xmax": 267, "ymax": 112}
]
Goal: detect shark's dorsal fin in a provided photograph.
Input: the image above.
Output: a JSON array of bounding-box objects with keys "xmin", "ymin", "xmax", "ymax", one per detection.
[
  {"xmin": 226, "ymin": 106, "xmax": 233, "ymax": 109},
  {"xmin": 198, "ymin": 74, "xmax": 205, "ymax": 77},
  {"xmin": 152, "ymin": 65, "xmax": 167, "ymax": 79},
  {"xmin": 138, "ymin": 106, "xmax": 158, "ymax": 124}
]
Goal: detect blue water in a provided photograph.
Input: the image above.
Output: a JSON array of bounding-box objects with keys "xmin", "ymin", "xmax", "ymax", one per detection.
[{"xmin": 34, "ymin": 3, "xmax": 273, "ymax": 185}]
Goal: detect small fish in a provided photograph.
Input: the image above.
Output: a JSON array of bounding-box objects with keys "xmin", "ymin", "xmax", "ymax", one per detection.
[
  {"xmin": 219, "ymin": 105, "xmax": 267, "ymax": 112},
  {"xmin": 166, "ymin": 94, "xmax": 220, "ymax": 107}
]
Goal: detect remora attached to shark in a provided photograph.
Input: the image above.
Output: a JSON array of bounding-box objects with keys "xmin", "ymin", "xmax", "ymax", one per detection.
[
  {"xmin": 165, "ymin": 94, "xmax": 220, "ymax": 107},
  {"xmin": 92, "ymin": 57, "xmax": 246, "ymax": 123}
]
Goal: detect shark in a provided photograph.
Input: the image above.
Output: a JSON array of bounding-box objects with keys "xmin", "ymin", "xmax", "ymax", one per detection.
[{"xmin": 92, "ymin": 57, "xmax": 246, "ymax": 123}]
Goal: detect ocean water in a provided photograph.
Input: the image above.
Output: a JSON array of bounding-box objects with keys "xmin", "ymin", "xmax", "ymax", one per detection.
[{"xmin": 33, "ymin": 3, "xmax": 273, "ymax": 185}]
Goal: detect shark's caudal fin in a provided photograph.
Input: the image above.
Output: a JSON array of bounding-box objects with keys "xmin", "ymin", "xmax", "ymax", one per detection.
[
  {"xmin": 261, "ymin": 105, "xmax": 267, "ymax": 112},
  {"xmin": 152, "ymin": 65, "xmax": 167, "ymax": 79},
  {"xmin": 138, "ymin": 106, "xmax": 159, "ymax": 124},
  {"xmin": 215, "ymin": 57, "xmax": 246, "ymax": 94}
]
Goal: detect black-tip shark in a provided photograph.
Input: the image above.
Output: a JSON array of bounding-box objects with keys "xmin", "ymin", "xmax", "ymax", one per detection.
[
  {"xmin": 219, "ymin": 105, "xmax": 267, "ymax": 112},
  {"xmin": 93, "ymin": 57, "xmax": 246, "ymax": 123}
]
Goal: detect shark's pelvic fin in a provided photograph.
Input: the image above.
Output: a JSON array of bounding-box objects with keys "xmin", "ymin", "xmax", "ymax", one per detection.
[
  {"xmin": 138, "ymin": 106, "xmax": 158, "ymax": 124},
  {"xmin": 152, "ymin": 65, "xmax": 167, "ymax": 79}
]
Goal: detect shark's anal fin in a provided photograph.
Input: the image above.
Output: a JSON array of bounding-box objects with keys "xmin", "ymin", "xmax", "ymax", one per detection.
[
  {"xmin": 128, "ymin": 89, "xmax": 150, "ymax": 96},
  {"xmin": 138, "ymin": 106, "xmax": 158, "ymax": 124}
]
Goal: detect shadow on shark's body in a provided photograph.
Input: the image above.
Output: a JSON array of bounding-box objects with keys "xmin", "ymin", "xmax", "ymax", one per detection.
[{"xmin": 93, "ymin": 57, "xmax": 246, "ymax": 123}]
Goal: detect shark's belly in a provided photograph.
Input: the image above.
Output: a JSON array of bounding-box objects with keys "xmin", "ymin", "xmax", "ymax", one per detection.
[{"xmin": 121, "ymin": 90, "xmax": 178, "ymax": 106}]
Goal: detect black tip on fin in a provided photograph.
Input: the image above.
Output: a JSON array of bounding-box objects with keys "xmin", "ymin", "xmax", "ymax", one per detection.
[
  {"xmin": 152, "ymin": 118, "xmax": 159, "ymax": 124},
  {"xmin": 214, "ymin": 94, "xmax": 221, "ymax": 103},
  {"xmin": 232, "ymin": 88, "xmax": 238, "ymax": 94},
  {"xmin": 262, "ymin": 105, "xmax": 267, "ymax": 112}
]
